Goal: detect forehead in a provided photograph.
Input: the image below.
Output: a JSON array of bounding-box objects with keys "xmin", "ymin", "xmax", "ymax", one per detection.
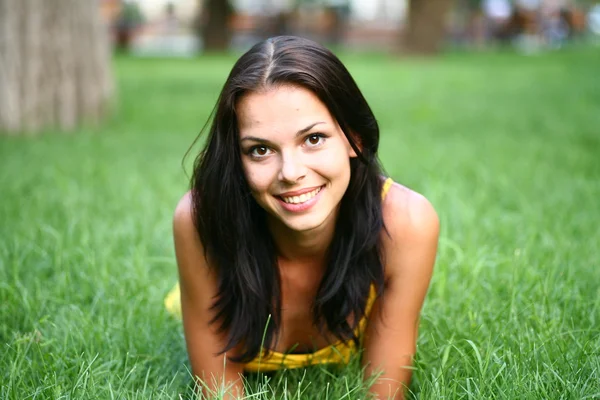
[{"xmin": 236, "ymin": 85, "xmax": 334, "ymax": 137}]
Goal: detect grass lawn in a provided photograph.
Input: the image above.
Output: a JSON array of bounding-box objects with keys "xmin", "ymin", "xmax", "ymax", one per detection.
[{"xmin": 1, "ymin": 45, "xmax": 599, "ymax": 399}]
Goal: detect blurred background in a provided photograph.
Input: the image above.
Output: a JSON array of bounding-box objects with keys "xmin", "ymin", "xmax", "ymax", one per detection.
[
  {"xmin": 104, "ymin": 0, "xmax": 597, "ymax": 54},
  {"xmin": 2, "ymin": 0, "xmax": 600, "ymax": 134},
  {"xmin": 102, "ymin": 0, "xmax": 600, "ymax": 57},
  {"xmin": 1, "ymin": 1, "xmax": 599, "ymax": 398}
]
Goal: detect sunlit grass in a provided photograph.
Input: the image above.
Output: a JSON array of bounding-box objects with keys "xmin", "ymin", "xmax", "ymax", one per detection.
[{"xmin": 1, "ymin": 46, "xmax": 599, "ymax": 399}]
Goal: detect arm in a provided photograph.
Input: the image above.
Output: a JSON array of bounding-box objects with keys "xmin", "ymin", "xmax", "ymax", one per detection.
[
  {"xmin": 363, "ymin": 186, "xmax": 439, "ymax": 400},
  {"xmin": 173, "ymin": 192, "xmax": 245, "ymax": 399}
]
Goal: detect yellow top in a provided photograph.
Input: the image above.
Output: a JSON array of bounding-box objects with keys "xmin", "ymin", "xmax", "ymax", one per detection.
[{"xmin": 165, "ymin": 177, "xmax": 394, "ymax": 372}]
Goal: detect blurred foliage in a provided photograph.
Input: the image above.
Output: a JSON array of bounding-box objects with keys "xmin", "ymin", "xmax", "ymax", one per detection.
[{"xmin": 117, "ymin": 1, "xmax": 145, "ymax": 29}]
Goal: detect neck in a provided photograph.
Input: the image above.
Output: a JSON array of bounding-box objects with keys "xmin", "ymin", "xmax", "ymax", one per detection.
[{"xmin": 267, "ymin": 212, "xmax": 338, "ymax": 263}]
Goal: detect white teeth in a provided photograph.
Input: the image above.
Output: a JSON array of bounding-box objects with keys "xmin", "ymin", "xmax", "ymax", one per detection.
[{"xmin": 281, "ymin": 187, "xmax": 322, "ymax": 204}]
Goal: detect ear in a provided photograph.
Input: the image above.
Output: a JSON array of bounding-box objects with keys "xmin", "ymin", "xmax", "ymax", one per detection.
[
  {"xmin": 346, "ymin": 131, "xmax": 361, "ymax": 158},
  {"xmin": 348, "ymin": 143, "xmax": 358, "ymax": 158}
]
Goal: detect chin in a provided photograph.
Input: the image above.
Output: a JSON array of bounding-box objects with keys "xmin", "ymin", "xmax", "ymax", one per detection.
[
  {"xmin": 282, "ymin": 217, "xmax": 325, "ymax": 233},
  {"xmin": 277, "ymin": 207, "xmax": 336, "ymax": 233}
]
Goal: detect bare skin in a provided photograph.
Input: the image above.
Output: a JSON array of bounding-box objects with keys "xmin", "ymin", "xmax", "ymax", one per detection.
[{"xmin": 173, "ymin": 85, "xmax": 439, "ymax": 399}]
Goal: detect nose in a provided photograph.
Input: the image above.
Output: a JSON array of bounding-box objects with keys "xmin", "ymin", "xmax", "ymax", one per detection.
[{"xmin": 278, "ymin": 150, "xmax": 306, "ymax": 184}]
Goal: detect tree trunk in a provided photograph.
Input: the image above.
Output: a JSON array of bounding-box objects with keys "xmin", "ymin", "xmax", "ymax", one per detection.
[
  {"xmin": 403, "ymin": 0, "xmax": 452, "ymax": 55},
  {"xmin": 0, "ymin": 0, "xmax": 113, "ymax": 134},
  {"xmin": 201, "ymin": 0, "xmax": 232, "ymax": 52}
]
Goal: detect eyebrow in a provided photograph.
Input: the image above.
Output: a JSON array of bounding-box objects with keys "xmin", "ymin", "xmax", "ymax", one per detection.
[{"xmin": 240, "ymin": 122, "xmax": 326, "ymax": 143}]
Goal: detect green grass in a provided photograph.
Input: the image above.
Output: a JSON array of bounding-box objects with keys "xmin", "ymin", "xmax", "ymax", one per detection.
[{"xmin": 1, "ymin": 46, "xmax": 599, "ymax": 399}]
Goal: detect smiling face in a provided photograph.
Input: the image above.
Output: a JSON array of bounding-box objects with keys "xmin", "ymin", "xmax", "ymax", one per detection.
[{"xmin": 237, "ymin": 85, "xmax": 357, "ymax": 234}]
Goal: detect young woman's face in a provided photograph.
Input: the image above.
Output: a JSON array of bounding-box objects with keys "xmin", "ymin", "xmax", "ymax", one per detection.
[{"xmin": 237, "ymin": 85, "xmax": 356, "ymax": 233}]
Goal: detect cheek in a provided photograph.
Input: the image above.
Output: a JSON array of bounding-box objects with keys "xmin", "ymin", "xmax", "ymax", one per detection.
[
  {"xmin": 312, "ymin": 147, "xmax": 352, "ymax": 177},
  {"xmin": 242, "ymin": 160, "xmax": 277, "ymax": 193}
]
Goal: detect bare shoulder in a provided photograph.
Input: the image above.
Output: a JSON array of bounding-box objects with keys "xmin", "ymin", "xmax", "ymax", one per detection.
[
  {"xmin": 173, "ymin": 191, "xmax": 205, "ymax": 256},
  {"xmin": 173, "ymin": 191, "xmax": 212, "ymax": 283},
  {"xmin": 381, "ymin": 182, "xmax": 440, "ymax": 278},
  {"xmin": 173, "ymin": 190, "xmax": 194, "ymax": 236},
  {"xmin": 382, "ymin": 182, "xmax": 439, "ymax": 238}
]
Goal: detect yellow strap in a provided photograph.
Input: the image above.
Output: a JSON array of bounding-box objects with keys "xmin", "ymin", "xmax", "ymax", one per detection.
[{"xmin": 382, "ymin": 177, "xmax": 393, "ymax": 199}]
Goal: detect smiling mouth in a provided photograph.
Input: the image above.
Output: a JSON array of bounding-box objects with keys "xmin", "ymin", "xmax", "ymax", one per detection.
[{"xmin": 278, "ymin": 186, "xmax": 324, "ymax": 204}]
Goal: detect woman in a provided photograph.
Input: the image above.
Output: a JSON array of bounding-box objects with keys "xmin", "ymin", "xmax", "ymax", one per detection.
[{"xmin": 166, "ymin": 36, "xmax": 439, "ymax": 399}]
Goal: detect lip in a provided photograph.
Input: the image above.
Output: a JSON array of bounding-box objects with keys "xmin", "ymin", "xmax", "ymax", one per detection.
[
  {"xmin": 275, "ymin": 185, "xmax": 325, "ymax": 213},
  {"xmin": 277, "ymin": 185, "xmax": 324, "ymax": 197}
]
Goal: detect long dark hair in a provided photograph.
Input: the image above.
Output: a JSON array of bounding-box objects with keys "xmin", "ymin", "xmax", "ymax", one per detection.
[{"xmin": 191, "ymin": 36, "xmax": 385, "ymax": 362}]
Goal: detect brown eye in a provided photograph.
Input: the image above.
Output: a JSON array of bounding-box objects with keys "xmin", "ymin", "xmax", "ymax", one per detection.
[
  {"xmin": 250, "ymin": 145, "xmax": 270, "ymax": 157},
  {"xmin": 306, "ymin": 134, "xmax": 324, "ymax": 146},
  {"xmin": 256, "ymin": 146, "xmax": 267, "ymax": 155}
]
